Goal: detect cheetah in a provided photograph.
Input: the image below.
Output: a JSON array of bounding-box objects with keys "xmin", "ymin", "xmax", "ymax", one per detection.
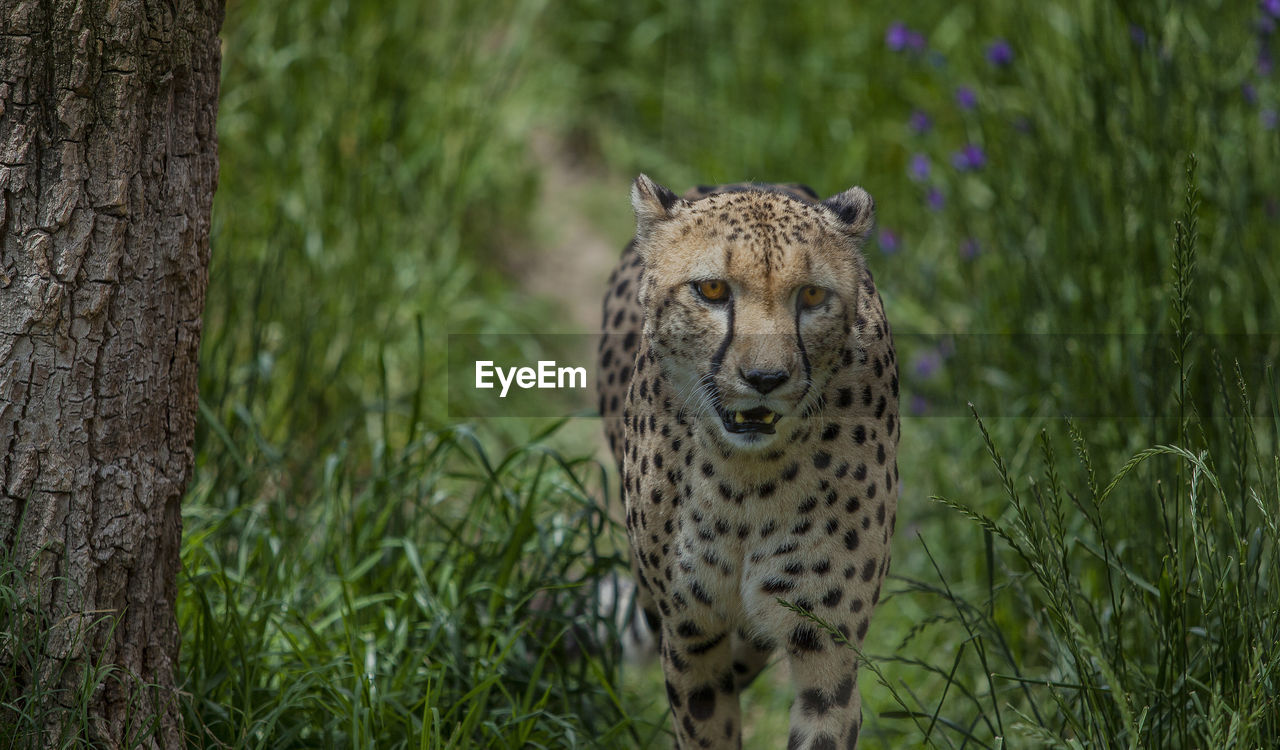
[{"xmin": 597, "ymin": 176, "xmax": 899, "ymax": 749}]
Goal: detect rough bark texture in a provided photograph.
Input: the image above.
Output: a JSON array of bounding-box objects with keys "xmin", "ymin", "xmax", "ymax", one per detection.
[{"xmin": 0, "ymin": 0, "xmax": 222, "ymax": 745}]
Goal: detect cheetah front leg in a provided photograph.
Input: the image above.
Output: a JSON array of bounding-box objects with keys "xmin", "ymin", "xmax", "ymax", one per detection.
[
  {"xmin": 659, "ymin": 620, "xmax": 743, "ymax": 750},
  {"xmin": 785, "ymin": 646, "xmax": 862, "ymax": 750}
]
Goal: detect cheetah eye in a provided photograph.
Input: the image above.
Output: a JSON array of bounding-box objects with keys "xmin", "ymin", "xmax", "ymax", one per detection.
[
  {"xmin": 798, "ymin": 285, "xmax": 829, "ymax": 309},
  {"xmin": 693, "ymin": 279, "xmax": 730, "ymax": 303}
]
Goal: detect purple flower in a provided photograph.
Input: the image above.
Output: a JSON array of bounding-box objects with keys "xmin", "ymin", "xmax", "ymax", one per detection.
[
  {"xmin": 1130, "ymin": 24, "xmax": 1147, "ymax": 46},
  {"xmin": 955, "ymin": 86, "xmax": 978, "ymax": 110},
  {"xmin": 909, "ymin": 110, "xmax": 932, "ymax": 134},
  {"xmin": 878, "ymin": 229, "xmax": 899, "ymax": 254},
  {"xmin": 986, "ymin": 39, "xmax": 1014, "ymax": 67},
  {"xmin": 886, "ymin": 22, "xmax": 910, "ymax": 51},
  {"xmin": 909, "ymin": 153, "xmax": 931, "ymax": 181},
  {"xmin": 1260, "ymin": 48, "xmax": 1274, "ymax": 76},
  {"xmin": 961, "ymin": 238, "xmax": 981, "ymax": 259},
  {"xmin": 951, "ymin": 143, "xmax": 986, "ymax": 171},
  {"xmin": 909, "ymin": 394, "xmax": 930, "ymax": 416},
  {"xmin": 887, "ymin": 22, "xmax": 927, "ymax": 52},
  {"xmin": 1244, "ymin": 82, "xmax": 1259, "ymax": 104},
  {"xmin": 926, "ymin": 187, "xmax": 945, "ymax": 211},
  {"xmin": 913, "ymin": 350, "xmax": 942, "ymax": 379},
  {"xmin": 1264, "ymin": 0, "xmax": 1280, "ymax": 18},
  {"xmin": 1264, "ymin": 109, "xmax": 1278, "ymax": 130}
]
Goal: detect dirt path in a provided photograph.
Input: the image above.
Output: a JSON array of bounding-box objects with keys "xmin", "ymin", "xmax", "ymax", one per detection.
[
  {"xmin": 501, "ymin": 132, "xmax": 630, "ymax": 500},
  {"xmin": 508, "ymin": 133, "xmax": 630, "ymax": 334}
]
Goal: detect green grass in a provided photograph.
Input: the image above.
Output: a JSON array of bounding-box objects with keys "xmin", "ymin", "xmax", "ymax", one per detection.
[
  {"xmin": 900, "ymin": 160, "xmax": 1280, "ymax": 747},
  {"xmin": 6, "ymin": 0, "xmax": 1279, "ymax": 746},
  {"xmin": 180, "ymin": 421, "xmax": 648, "ymax": 747}
]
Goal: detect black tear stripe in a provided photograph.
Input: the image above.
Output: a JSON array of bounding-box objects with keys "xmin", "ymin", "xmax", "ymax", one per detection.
[
  {"xmin": 710, "ymin": 298, "xmax": 736, "ymax": 379},
  {"xmin": 794, "ymin": 303, "xmax": 812, "ymax": 405},
  {"xmin": 840, "ymin": 307, "xmax": 854, "ymax": 380},
  {"xmin": 708, "ymin": 243, "xmax": 736, "ymax": 381}
]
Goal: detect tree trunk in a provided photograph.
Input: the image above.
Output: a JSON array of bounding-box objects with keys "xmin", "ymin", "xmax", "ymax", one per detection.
[{"xmin": 0, "ymin": 0, "xmax": 222, "ymax": 745}]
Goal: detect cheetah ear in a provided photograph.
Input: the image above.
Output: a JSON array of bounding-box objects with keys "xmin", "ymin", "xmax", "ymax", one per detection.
[
  {"xmin": 631, "ymin": 174, "xmax": 685, "ymax": 244},
  {"xmin": 821, "ymin": 186, "xmax": 875, "ymax": 241}
]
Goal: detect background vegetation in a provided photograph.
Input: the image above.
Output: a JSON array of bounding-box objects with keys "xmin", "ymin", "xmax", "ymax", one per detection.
[
  {"xmin": 8, "ymin": 0, "xmax": 1277, "ymax": 746},
  {"xmin": 189, "ymin": 0, "xmax": 1280, "ymax": 746}
]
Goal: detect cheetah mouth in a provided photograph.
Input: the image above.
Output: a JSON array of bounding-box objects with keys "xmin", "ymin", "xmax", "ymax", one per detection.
[{"xmin": 719, "ymin": 406, "xmax": 779, "ymax": 435}]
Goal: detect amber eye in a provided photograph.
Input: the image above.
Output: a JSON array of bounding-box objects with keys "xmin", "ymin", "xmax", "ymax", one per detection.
[
  {"xmin": 694, "ymin": 279, "xmax": 730, "ymax": 302},
  {"xmin": 799, "ymin": 285, "xmax": 829, "ymax": 308}
]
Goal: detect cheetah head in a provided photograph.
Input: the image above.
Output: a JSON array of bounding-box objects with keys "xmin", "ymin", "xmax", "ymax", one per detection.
[{"xmin": 630, "ymin": 174, "xmax": 875, "ymax": 451}]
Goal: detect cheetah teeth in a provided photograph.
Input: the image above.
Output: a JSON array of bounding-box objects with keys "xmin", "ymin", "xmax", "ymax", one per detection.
[
  {"xmin": 730, "ymin": 408, "xmax": 779, "ymax": 424},
  {"xmin": 723, "ymin": 407, "xmax": 780, "ymax": 434}
]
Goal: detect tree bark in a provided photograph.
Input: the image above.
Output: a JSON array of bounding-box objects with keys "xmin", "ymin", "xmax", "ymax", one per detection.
[{"xmin": 0, "ymin": 0, "xmax": 222, "ymax": 745}]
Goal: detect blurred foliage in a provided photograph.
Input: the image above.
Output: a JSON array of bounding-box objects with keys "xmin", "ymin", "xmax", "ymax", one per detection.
[{"xmin": 202, "ymin": 0, "xmax": 546, "ymax": 467}]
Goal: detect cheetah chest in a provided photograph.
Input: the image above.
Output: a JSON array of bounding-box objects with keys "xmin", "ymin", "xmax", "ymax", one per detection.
[{"xmin": 630, "ymin": 431, "xmax": 893, "ymax": 637}]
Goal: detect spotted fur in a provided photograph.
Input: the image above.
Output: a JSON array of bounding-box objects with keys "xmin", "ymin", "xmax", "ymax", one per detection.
[{"xmin": 598, "ymin": 177, "xmax": 900, "ymax": 749}]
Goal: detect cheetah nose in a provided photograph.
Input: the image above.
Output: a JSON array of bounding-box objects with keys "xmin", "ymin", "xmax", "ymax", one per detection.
[{"xmin": 740, "ymin": 368, "xmax": 790, "ymax": 395}]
